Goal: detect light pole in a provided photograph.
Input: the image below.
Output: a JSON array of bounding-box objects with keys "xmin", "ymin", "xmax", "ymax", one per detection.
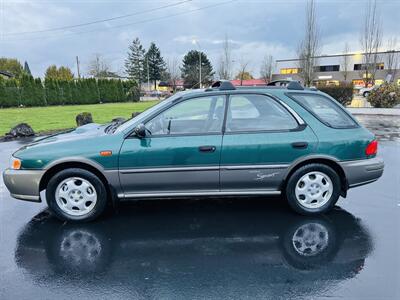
[{"xmin": 192, "ymin": 39, "xmax": 202, "ymax": 88}]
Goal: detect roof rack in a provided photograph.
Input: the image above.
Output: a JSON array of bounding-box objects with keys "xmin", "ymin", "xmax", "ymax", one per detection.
[
  {"xmin": 267, "ymin": 80, "xmax": 304, "ymax": 90},
  {"xmin": 209, "ymin": 80, "xmax": 236, "ymax": 91},
  {"xmin": 207, "ymin": 79, "xmax": 305, "ymax": 92}
]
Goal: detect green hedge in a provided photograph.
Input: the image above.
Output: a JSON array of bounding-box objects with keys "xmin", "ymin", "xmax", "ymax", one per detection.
[
  {"xmin": 0, "ymin": 76, "xmax": 139, "ymax": 108},
  {"xmin": 318, "ymin": 83, "xmax": 354, "ymax": 106}
]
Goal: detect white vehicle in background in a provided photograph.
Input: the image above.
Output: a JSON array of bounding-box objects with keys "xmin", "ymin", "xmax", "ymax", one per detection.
[{"xmin": 358, "ymin": 85, "xmax": 380, "ymax": 97}]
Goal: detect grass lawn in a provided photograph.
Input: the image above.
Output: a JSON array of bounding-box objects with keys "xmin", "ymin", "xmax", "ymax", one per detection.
[{"xmin": 0, "ymin": 101, "xmax": 159, "ymax": 136}]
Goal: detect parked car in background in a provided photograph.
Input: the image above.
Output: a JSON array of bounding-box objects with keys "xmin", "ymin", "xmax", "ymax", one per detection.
[
  {"xmin": 3, "ymin": 81, "xmax": 384, "ymax": 222},
  {"xmin": 358, "ymin": 84, "xmax": 380, "ymax": 97}
]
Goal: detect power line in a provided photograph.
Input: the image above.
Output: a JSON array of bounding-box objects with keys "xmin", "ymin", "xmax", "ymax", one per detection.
[
  {"xmin": 3, "ymin": 0, "xmax": 192, "ymax": 36},
  {"xmin": 2, "ymin": 0, "xmax": 238, "ymax": 42}
]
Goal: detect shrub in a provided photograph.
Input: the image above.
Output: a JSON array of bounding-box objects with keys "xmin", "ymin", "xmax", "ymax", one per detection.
[
  {"xmin": 123, "ymin": 80, "xmax": 140, "ymax": 102},
  {"xmin": 3, "ymin": 79, "xmax": 20, "ymax": 107},
  {"xmin": 318, "ymin": 82, "xmax": 354, "ymax": 106},
  {"xmin": 0, "ymin": 77, "xmax": 139, "ymax": 107},
  {"xmin": 19, "ymin": 75, "xmax": 46, "ymax": 107},
  {"xmin": 368, "ymin": 83, "xmax": 400, "ymax": 108}
]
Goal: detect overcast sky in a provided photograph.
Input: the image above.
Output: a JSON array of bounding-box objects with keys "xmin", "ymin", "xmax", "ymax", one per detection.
[{"xmin": 0, "ymin": 0, "xmax": 399, "ymax": 78}]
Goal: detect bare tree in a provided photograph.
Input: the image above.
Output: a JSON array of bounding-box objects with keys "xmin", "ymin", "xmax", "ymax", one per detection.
[
  {"xmin": 297, "ymin": 0, "xmax": 320, "ymax": 87},
  {"xmin": 260, "ymin": 54, "xmax": 274, "ymax": 83},
  {"xmin": 385, "ymin": 37, "xmax": 398, "ymax": 82},
  {"xmin": 217, "ymin": 35, "xmax": 233, "ymax": 80},
  {"xmin": 87, "ymin": 53, "xmax": 112, "ymax": 78},
  {"xmin": 166, "ymin": 57, "xmax": 180, "ymax": 91},
  {"xmin": 341, "ymin": 43, "xmax": 351, "ymax": 82},
  {"xmin": 359, "ymin": 0, "xmax": 382, "ymax": 87},
  {"xmin": 236, "ymin": 60, "xmax": 251, "ymax": 86}
]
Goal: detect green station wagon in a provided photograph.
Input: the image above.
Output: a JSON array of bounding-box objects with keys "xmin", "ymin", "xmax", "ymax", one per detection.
[{"xmin": 3, "ymin": 81, "xmax": 384, "ymax": 222}]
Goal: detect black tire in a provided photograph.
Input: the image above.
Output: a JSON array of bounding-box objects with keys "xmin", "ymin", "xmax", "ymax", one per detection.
[
  {"xmin": 363, "ymin": 91, "xmax": 370, "ymax": 98},
  {"xmin": 285, "ymin": 163, "xmax": 341, "ymax": 215},
  {"xmin": 46, "ymin": 168, "xmax": 108, "ymax": 222}
]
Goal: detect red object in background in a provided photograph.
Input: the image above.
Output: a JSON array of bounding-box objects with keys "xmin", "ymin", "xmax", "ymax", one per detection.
[
  {"xmin": 365, "ymin": 140, "xmax": 378, "ymax": 156},
  {"xmin": 230, "ymin": 79, "xmax": 267, "ymax": 86}
]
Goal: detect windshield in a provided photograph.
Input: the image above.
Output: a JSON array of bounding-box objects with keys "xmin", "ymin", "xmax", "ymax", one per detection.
[{"xmin": 113, "ymin": 92, "xmax": 185, "ymax": 134}]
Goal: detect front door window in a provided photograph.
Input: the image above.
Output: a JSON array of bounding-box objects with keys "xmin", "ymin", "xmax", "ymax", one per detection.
[{"xmin": 146, "ymin": 95, "xmax": 225, "ymax": 135}]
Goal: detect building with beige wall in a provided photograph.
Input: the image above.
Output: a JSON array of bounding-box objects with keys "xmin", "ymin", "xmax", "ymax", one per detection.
[{"xmin": 271, "ymin": 50, "xmax": 400, "ymax": 88}]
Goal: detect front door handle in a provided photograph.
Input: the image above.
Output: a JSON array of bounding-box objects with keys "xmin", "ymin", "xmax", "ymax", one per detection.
[
  {"xmin": 199, "ymin": 145, "xmax": 216, "ymax": 153},
  {"xmin": 292, "ymin": 142, "xmax": 308, "ymax": 149}
]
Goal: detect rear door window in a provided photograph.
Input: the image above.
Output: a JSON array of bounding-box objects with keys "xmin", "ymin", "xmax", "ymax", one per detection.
[
  {"xmin": 226, "ymin": 94, "xmax": 298, "ymax": 132},
  {"xmin": 288, "ymin": 93, "xmax": 358, "ymax": 128}
]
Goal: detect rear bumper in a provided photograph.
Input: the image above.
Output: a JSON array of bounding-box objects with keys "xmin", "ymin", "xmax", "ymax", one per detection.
[
  {"xmin": 2, "ymin": 169, "xmax": 45, "ymax": 202},
  {"xmin": 340, "ymin": 157, "xmax": 384, "ymax": 188}
]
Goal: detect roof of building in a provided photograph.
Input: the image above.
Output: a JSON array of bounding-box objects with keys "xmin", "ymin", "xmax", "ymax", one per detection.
[
  {"xmin": 276, "ymin": 50, "xmax": 400, "ymax": 62},
  {"xmin": 0, "ymin": 70, "xmax": 14, "ymax": 78}
]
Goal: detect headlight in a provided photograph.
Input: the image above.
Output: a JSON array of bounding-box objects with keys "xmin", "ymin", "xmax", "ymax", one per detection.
[{"xmin": 11, "ymin": 157, "xmax": 21, "ymax": 170}]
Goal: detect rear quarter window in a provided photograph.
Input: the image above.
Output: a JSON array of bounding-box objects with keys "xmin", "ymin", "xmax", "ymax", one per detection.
[{"xmin": 288, "ymin": 93, "xmax": 358, "ymax": 128}]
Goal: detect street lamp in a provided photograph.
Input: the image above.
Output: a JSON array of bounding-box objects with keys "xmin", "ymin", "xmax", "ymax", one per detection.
[{"xmin": 192, "ymin": 39, "xmax": 202, "ymax": 88}]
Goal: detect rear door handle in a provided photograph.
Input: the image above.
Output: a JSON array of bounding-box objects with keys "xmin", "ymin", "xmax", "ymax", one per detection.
[
  {"xmin": 291, "ymin": 142, "xmax": 308, "ymax": 149},
  {"xmin": 199, "ymin": 145, "xmax": 216, "ymax": 153}
]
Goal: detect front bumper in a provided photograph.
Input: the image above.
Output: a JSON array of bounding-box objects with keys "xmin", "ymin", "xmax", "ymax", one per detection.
[
  {"xmin": 340, "ymin": 157, "xmax": 384, "ymax": 188},
  {"xmin": 2, "ymin": 169, "xmax": 45, "ymax": 202}
]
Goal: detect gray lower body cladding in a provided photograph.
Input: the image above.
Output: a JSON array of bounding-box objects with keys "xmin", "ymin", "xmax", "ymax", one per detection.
[
  {"xmin": 340, "ymin": 156, "xmax": 384, "ymax": 188},
  {"xmin": 2, "ymin": 157, "xmax": 384, "ymax": 202}
]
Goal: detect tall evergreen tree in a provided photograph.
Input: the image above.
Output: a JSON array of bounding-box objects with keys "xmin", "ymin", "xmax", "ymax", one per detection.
[
  {"xmin": 143, "ymin": 42, "xmax": 166, "ymax": 90},
  {"xmin": 125, "ymin": 38, "xmax": 146, "ymax": 85},
  {"xmin": 181, "ymin": 50, "xmax": 214, "ymax": 88},
  {"xmin": 24, "ymin": 61, "xmax": 32, "ymax": 76}
]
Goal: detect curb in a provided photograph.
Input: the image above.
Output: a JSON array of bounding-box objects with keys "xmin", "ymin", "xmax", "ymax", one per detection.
[{"xmin": 347, "ymin": 108, "xmax": 400, "ymax": 116}]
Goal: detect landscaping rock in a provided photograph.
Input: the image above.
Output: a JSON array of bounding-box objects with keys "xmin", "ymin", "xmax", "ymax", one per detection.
[
  {"xmin": 6, "ymin": 123, "xmax": 35, "ymax": 138},
  {"xmin": 132, "ymin": 112, "xmax": 141, "ymax": 118},
  {"xmin": 76, "ymin": 112, "xmax": 93, "ymax": 127}
]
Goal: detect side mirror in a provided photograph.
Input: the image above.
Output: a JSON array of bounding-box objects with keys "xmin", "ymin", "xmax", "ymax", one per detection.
[{"xmin": 133, "ymin": 124, "xmax": 147, "ymax": 138}]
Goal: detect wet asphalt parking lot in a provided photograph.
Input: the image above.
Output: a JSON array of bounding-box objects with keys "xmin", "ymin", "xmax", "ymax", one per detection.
[{"xmin": 0, "ymin": 117, "xmax": 399, "ymax": 300}]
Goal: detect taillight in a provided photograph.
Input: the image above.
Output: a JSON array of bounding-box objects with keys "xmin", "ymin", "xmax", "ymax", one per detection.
[{"xmin": 365, "ymin": 140, "xmax": 378, "ymax": 156}]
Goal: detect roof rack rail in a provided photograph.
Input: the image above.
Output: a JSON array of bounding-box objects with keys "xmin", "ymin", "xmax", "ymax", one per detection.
[
  {"xmin": 267, "ymin": 80, "xmax": 304, "ymax": 90},
  {"xmin": 210, "ymin": 80, "xmax": 236, "ymax": 91}
]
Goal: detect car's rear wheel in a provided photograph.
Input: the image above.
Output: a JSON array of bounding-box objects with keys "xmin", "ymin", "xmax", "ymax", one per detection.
[
  {"xmin": 46, "ymin": 168, "xmax": 108, "ymax": 222},
  {"xmin": 363, "ymin": 91, "xmax": 370, "ymax": 98},
  {"xmin": 285, "ymin": 163, "xmax": 341, "ymax": 215}
]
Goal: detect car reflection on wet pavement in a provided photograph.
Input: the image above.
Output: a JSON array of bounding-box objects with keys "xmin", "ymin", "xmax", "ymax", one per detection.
[
  {"xmin": 15, "ymin": 202, "xmax": 371, "ymax": 299},
  {"xmin": 1, "ymin": 137, "xmax": 399, "ymax": 299}
]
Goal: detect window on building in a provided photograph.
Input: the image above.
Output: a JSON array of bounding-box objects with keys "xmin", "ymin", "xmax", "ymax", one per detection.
[
  {"xmin": 354, "ymin": 63, "xmax": 384, "ymax": 71},
  {"xmin": 280, "ymin": 68, "xmax": 301, "ymax": 74},
  {"xmin": 315, "ymin": 65, "xmax": 340, "ymax": 72}
]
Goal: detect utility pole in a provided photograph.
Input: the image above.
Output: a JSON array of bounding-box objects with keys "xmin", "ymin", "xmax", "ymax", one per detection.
[
  {"xmin": 147, "ymin": 57, "xmax": 150, "ymax": 92},
  {"xmin": 199, "ymin": 51, "xmax": 202, "ymax": 89},
  {"xmin": 76, "ymin": 56, "xmax": 81, "ymax": 79}
]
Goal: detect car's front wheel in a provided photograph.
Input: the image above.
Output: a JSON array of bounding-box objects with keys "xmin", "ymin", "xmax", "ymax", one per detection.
[
  {"xmin": 46, "ymin": 168, "xmax": 108, "ymax": 222},
  {"xmin": 285, "ymin": 164, "xmax": 341, "ymax": 215}
]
